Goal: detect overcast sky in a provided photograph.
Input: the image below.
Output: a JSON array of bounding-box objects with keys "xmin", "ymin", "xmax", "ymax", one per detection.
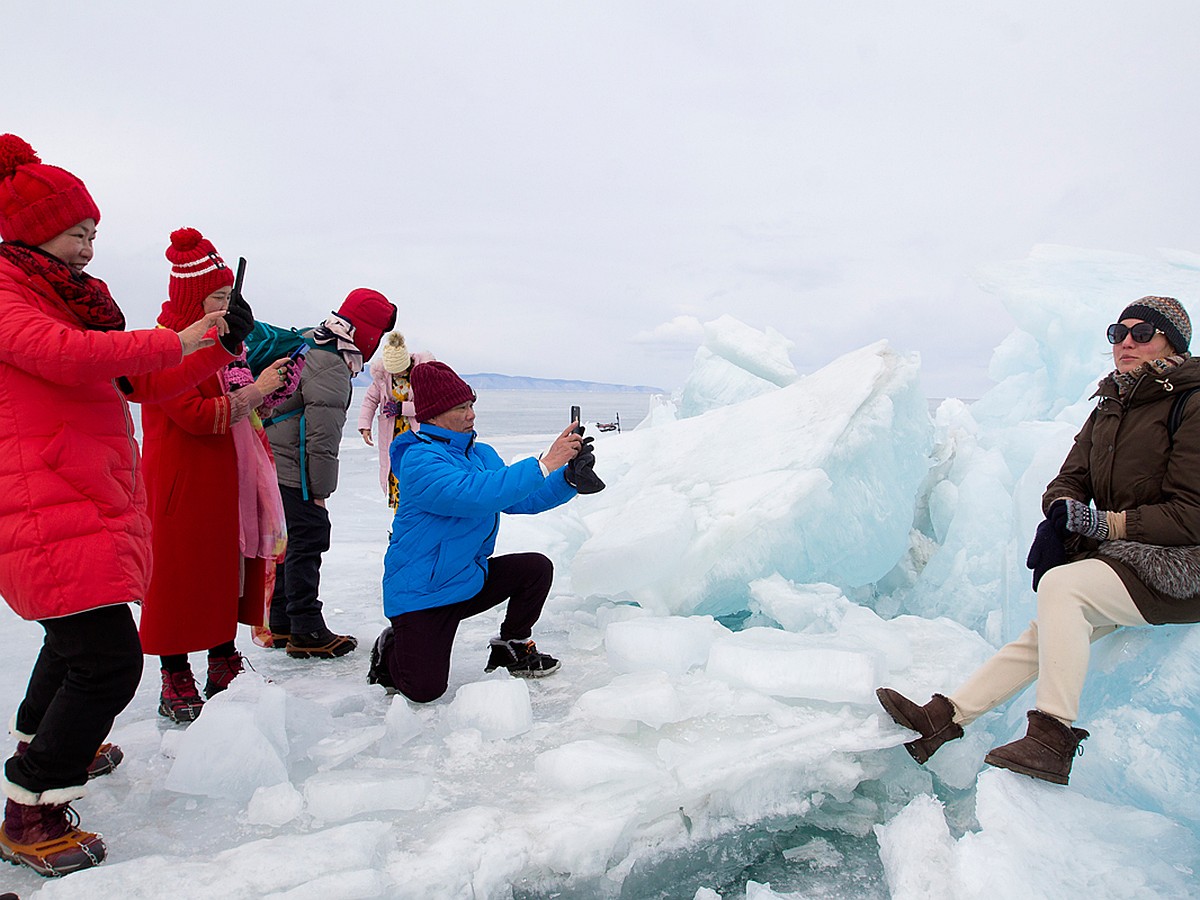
[{"xmin": 5, "ymin": 2, "xmax": 1199, "ymax": 396}]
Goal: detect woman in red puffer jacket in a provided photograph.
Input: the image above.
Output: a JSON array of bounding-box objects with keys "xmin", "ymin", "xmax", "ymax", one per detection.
[{"xmin": 0, "ymin": 134, "xmax": 247, "ymax": 878}]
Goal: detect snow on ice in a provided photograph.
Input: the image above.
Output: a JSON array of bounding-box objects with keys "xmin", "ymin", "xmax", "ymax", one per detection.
[{"xmin": 5, "ymin": 245, "xmax": 1200, "ymax": 898}]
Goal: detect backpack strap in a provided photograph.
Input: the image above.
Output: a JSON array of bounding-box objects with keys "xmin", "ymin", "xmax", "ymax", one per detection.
[
  {"xmin": 1167, "ymin": 386, "xmax": 1200, "ymax": 447},
  {"xmin": 261, "ymin": 407, "xmax": 311, "ymax": 500}
]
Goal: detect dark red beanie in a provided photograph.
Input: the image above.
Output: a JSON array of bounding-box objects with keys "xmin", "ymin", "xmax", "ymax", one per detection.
[
  {"xmin": 411, "ymin": 361, "xmax": 475, "ymax": 423},
  {"xmin": 0, "ymin": 134, "xmax": 101, "ymax": 246},
  {"xmin": 158, "ymin": 227, "xmax": 235, "ymax": 329},
  {"xmin": 336, "ymin": 288, "xmax": 397, "ymax": 361}
]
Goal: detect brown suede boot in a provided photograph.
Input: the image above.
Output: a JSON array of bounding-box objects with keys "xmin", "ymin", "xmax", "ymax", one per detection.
[
  {"xmin": 876, "ymin": 688, "xmax": 964, "ymax": 764},
  {"xmin": 984, "ymin": 709, "xmax": 1089, "ymax": 785}
]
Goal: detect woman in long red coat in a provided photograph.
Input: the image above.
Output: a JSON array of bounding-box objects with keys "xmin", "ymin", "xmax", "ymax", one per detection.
[{"xmin": 139, "ymin": 228, "xmax": 295, "ymax": 723}]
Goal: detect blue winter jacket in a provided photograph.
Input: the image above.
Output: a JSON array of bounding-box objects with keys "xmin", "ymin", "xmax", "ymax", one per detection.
[{"xmin": 382, "ymin": 424, "xmax": 576, "ymax": 617}]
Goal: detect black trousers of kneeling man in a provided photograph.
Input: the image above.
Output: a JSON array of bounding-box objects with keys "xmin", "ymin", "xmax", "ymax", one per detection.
[{"xmin": 387, "ymin": 552, "xmax": 553, "ymax": 703}]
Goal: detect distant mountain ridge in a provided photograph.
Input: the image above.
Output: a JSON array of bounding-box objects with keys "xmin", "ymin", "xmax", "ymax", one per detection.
[
  {"xmin": 461, "ymin": 373, "xmax": 666, "ymax": 393},
  {"xmin": 351, "ymin": 371, "xmax": 666, "ymax": 392}
]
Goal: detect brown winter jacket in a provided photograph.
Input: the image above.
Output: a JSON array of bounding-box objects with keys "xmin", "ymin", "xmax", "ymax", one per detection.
[{"xmin": 1044, "ymin": 356, "xmax": 1200, "ymax": 624}]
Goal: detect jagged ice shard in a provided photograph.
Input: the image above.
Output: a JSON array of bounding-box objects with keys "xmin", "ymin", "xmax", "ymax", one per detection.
[{"xmin": 568, "ymin": 337, "xmax": 933, "ymax": 617}]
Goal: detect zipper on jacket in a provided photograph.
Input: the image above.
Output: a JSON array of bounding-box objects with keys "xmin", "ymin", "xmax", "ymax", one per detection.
[{"xmin": 114, "ymin": 380, "xmax": 138, "ymax": 491}]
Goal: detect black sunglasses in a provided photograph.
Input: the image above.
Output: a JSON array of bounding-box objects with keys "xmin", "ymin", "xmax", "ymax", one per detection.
[{"xmin": 1107, "ymin": 322, "xmax": 1163, "ymax": 345}]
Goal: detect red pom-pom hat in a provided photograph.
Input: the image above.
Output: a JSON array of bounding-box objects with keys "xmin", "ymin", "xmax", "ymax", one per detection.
[
  {"xmin": 158, "ymin": 227, "xmax": 235, "ymax": 329},
  {"xmin": 0, "ymin": 134, "xmax": 101, "ymax": 246}
]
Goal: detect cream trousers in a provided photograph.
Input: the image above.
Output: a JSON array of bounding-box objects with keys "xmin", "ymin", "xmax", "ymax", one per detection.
[{"xmin": 949, "ymin": 558, "xmax": 1149, "ymax": 725}]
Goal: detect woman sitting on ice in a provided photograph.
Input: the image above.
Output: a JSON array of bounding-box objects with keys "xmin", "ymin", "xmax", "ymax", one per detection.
[
  {"xmin": 357, "ymin": 331, "xmax": 434, "ymax": 508},
  {"xmin": 878, "ymin": 295, "xmax": 1200, "ymax": 785}
]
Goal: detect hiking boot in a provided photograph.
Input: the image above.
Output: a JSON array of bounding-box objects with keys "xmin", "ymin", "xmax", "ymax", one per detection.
[
  {"xmin": 0, "ymin": 798, "xmax": 106, "ymax": 877},
  {"xmin": 15, "ymin": 741, "xmax": 123, "ymax": 780},
  {"xmin": 484, "ymin": 638, "xmax": 560, "ymax": 678},
  {"xmin": 158, "ymin": 668, "xmax": 204, "ymax": 724},
  {"xmin": 262, "ymin": 630, "xmax": 291, "ymax": 650},
  {"xmin": 366, "ymin": 627, "xmax": 397, "ymax": 693},
  {"xmin": 876, "ymin": 688, "xmax": 964, "ymax": 764},
  {"xmin": 984, "ymin": 709, "xmax": 1090, "ymax": 785},
  {"xmin": 204, "ymin": 652, "xmax": 245, "ymax": 699},
  {"xmin": 286, "ymin": 627, "xmax": 358, "ymax": 659}
]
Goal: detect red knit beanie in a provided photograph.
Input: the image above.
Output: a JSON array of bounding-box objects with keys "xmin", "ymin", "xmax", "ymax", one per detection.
[
  {"xmin": 159, "ymin": 227, "xmax": 235, "ymax": 329},
  {"xmin": 411, "ymin": 361, "xmax": 475, "ymax": 422},
  {"xmin": 336, "ymin": 288, "xmax": 397, "ymax": 361},
  {"xmin": 0, "ymin": 134, "xmax": 101, "ymax": 246}
]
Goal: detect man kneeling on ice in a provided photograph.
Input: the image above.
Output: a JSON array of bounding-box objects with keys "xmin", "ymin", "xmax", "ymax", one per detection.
[{"xmin": 369, "ymin": 361, "xmax": 605, "ymax": 701}]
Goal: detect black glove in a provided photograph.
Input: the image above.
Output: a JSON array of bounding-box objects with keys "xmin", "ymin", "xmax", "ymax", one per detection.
[
  {"xmin": 1026, "ymin": 499, "xmax": 1069, "ymax": 591},
  {"xmin": 564, "ymin": 430, "xmax": 605, "ymax": 494},
  {"xmin": 220, "ymin": 292, "xmax": 255, "ymax": 354}
]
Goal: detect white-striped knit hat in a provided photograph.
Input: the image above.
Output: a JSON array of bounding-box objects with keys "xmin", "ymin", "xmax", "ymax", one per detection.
[{"xmin": 161, "ymin": 227, "xmax": 235, "ymax": 328}]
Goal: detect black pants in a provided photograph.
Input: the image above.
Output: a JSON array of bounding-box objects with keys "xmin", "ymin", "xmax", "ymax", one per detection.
[
  {"xmin": 7, "ymin": 604, "xmax": 142, "ymax": 797},
  {"xmin": 387, "ymin": 552, "xmax": 553, "ymax": 703},
  {"xmin": 270, "ymin": 484, "xmax": 331, "ymax": 635}
]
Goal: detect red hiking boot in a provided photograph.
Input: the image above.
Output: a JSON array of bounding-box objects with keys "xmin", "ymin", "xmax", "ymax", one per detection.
[
  {"xmin": 158, "ymin": 668, "xmax": 204, "ymax": 724},
  {"xmin": 14, "ymin": 741, "xmax": 123, "ymax": 780},
  {"xmin": 204, "ymin": 652, "xmax": 245, "ymax": 699}
]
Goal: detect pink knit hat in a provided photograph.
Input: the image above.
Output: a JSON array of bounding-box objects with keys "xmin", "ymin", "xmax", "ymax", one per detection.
[{"xmin": 0, "ymin": 134, "xmax": 101, "ymax": 246}]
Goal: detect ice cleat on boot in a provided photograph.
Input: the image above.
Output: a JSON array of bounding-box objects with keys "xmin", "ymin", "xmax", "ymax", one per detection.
[
  {"xmin": 15, "ymin": 740, "xmax": 123, "ymax": 780},
  {"xmin": 261, "ymin": 630, "xmax": 291, "ymax": 650},
  {"xmin": 984, "ymin": 709, "xmax": 1089, "ymax": 785},
  {"xmin": 286, "ymin": 626, "xmax": 358, "ymax": 659},
  {"xmin": 876, "ymin": 688, "xmax": 964, "ymax": 764},
  {"xmin": 484, "ymin": 638, "xmax": 560, "ymax": 678},
  {"xmin": 0, "ymin": 798, "xmax": 106, "ymax": 877},
  {"xmin": 366, "ymin": 627, "xmax": 397, "ymax": 693},
  {"xmin": 204, "ymin": 652, "xmax": 246, "ymax": 699},
  {"xmin": 158, "ymin": 668, "xmax": 204, "ymax": 724}
]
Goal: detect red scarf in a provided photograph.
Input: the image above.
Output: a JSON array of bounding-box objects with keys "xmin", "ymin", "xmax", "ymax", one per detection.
[{"xmin": 0, "ymin": 242, "xmax": 126, "ymax": 332}]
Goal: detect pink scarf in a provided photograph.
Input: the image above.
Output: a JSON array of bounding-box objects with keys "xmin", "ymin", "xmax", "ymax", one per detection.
[{"xmin": 221, "ymin": 360, "xmax": 287, "ymax": 559}]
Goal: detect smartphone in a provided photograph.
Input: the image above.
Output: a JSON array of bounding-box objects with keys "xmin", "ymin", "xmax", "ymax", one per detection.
[
  {"xmin": 232, "ymin": 257, "xmax": 247, "ymax": 298},
  {"xmin": 288, "ymin": 342, "xmax": 310, "ymax": 361},
  {"xmin": 570, "ymin": 405, "xmax": 582, "ymax": 434}
]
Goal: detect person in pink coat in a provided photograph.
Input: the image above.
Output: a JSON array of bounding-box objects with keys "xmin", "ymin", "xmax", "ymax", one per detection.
[
  {"xmin": 357, "ymin": 331, "xmax": 433, "ymax": 508},
  {"xmin": 0, "ymin": 135, "xmax": 250, "ymax": 877}
]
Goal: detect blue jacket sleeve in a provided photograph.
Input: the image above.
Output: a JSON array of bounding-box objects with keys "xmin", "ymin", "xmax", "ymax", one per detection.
[
  {"xmin": 504, "ymin": 467, "xmax": 577, "ymax": 515},
  {"xmin": 403, "ymin": 442, "xmax": 550, "ymax": 518}
]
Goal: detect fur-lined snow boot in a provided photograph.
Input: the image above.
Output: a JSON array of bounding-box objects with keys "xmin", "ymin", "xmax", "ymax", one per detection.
[
  {"xmin": 0, "ymin": 798, "xmax": 105, "ymax": 876},
  {"xmin": 876, "ymin": 688, "xmax": 964, "ymax": 764},
  {"xmin": 984, "ymin": 709, "xmax": 1089, "ymax": 785}
]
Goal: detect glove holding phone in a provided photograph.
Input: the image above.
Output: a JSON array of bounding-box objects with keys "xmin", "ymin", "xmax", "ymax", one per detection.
[{"xmin": 564, "ymin": 404, "xmax": 606, "ymax": 494}]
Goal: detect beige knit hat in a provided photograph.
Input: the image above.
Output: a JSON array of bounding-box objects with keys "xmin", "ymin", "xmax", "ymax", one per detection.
[{"xmin": 381, "ymin": 331, "xmax": 411, "ymax": 374}]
